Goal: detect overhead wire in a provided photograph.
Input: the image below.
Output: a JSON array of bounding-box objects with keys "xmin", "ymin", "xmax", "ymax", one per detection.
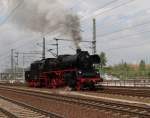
[
  {"xmin": 104, "ymin": 39, "xmax": 150, "ymax": 51},
  {"xmin": 82, "ymin": 0, "xmax": 136, "ymax": 21},
  {"xmin": 94, "ymin": 20, "xmax": 150, "ymax": 40},
  {"xmin": 0, "ymin": 0, "xmax": 25, "ymax": 61},
  {"xmin": 80, "ymin": 0, "xmax": 120, "ymax": 17},
  {"xmin": 95, "ymin": 0, "xmax": 136, "ymax": 17},
  {"xmin": 80, "ymin": 0, "xmax": 150, "ymax": 46},
  {"xmin": 0, "ymin": 36, "xmax": 42, "ymax": 66},
  {"xmin": 98, "ymin": 30, "xmax": 150, "ymax": 43},
  {"xmin": 43, "ymin": 0, "xmax": 124, "ymax": 47},
  {"xmin": 43, "ymin": 0, "xmax": 138, "ymax": 46},
  {"xmin": 0, "ymin": 0, "xmax": 24, "ymax": 26},
  {"xmin": 81, "ymin": 0, "xmax": 145, "ymax": 44},
  {"xmin": 0, "ymin": 0, "xmax": 42, "ymax": 64}
]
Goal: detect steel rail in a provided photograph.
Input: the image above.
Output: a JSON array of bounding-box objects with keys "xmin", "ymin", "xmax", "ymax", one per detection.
[
  {"xmin": 0, "ymin": 107, "xmax": 18, "ymax": 118},
  {"xmin": 0, "ymin": 86, "xmax": 149, "ymax": 118},
  {"xmin": 97, "ymin": 87, "xmax": 150, "ymax": 97},
  {"xmin": 0, "ymin": 95, "xmax": 64, "ymax": 118}
]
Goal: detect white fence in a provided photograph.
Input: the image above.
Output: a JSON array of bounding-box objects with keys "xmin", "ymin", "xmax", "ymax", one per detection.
[{"xmin": 101, "ymin": 79, "xmax": 150, "ymax": 87}]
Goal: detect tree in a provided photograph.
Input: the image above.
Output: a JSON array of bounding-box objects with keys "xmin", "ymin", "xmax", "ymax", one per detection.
[
  {"xmin": 139, "ymin": 60, "xmax": 146, "ymax": 77},
  {"xmin": 139, "ymin": 60, "xmax": 146, "ymax": 71},
  {"xmin": 99, "ymin": 52, "xmax": 107, "ymax": 68}
]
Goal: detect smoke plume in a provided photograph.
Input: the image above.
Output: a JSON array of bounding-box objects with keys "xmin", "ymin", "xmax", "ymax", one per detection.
[{"xmin": 9, "ymin": 0, "xmax": 82, "ymax": 48}]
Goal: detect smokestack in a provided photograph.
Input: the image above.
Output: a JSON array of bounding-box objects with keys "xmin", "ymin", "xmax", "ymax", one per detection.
[{"xmin": 76, "ymin": 48, "xmax": 81, "ymax": 54}]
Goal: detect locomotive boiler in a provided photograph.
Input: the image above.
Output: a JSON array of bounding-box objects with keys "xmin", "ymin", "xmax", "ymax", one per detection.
[{"xmin": 25, "ymin": 49, "xmax": 103, "ymax": 90}]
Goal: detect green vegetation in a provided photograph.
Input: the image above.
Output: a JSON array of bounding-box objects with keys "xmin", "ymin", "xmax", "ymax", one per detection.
[
  {"xmin": 98, "ymin": 52, "xmax": 150, "ymax": 79},
  {"xmin": 99, "ymin": 52, "xmax": 107, "ymax": 69},
  {"xmin": 102, "ymin": 60, "xmax": 150, "ymax": 80}
]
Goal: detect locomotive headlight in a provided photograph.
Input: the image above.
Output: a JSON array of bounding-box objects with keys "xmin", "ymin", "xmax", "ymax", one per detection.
[
  {"xmin": 86, "ymin": 55, "xmax": 89, "ymax": 58},
  {"xmin": 78, "ymin": 71, "xmax": 82, "ymax": 74}
]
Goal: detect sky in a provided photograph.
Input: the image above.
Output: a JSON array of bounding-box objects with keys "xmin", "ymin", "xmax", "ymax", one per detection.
[{"xmin": 0, "ymin": 0, "xmax": 150, "ymax": 71}]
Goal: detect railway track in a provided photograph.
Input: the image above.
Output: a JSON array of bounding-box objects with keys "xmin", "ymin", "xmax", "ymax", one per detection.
[
  {"xmin": 0, "ymin": 86, "xmax": 149, "ymax": 118},
  {"xmin": 0, "ymin": 107, "xmax": 14, "ymax": 118},
  {"xmin": 98, "ymin": 87, "xmax": 150, "ymax": 97},
  {"xmin": 1, "ymin": 83, "xmax": 149, "ymax": 97},
  {"xmin": 0, "ymin": 95, "xmax": 64, "ymax": 118},
  {"xmin": 103, "ymin": 86, "xmax": 150, "ymax": 90}
]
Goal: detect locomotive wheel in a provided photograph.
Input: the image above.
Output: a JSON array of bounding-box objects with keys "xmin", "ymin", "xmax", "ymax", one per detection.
[
  {"xmin": 71, "ymin": 86, "xmax": 76, "ymax": 91},
  {"xmin": 68, "ymin": 79, "xmax": 77, "ymax": 90},
  {"xmin": 51, "ymin": 79, "xmax": 57, "ymax": 88},
  {"xmin": 76, "ymin": 86, "xmax": 80, "ymax": 91},
  {"xmin": 76, "ymin": 83, "xmax": 84, "ymax": 91},
  {"xmin": 88, "ymin": 83, "xmax": 96, "ymax": 90},
  {"xmin": 63, "ymin": 74, "xmax": 70, "ymax": 85},
  {"xmin": 64, "ymin": 73, "xmax": 77, "ymax": 90},
  {"xmin": 64, "ymin": 73, "xmax": 75, "ymax": 85}
]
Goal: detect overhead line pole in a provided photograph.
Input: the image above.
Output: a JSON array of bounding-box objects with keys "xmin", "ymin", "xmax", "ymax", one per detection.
[
  {"xmin": 11, "ymin": 49, "xmax": 14, "ymax": 79},
  {"xmin": 22, "ymin": 53, "xmax": 25, "ymax": 80},
  {"xmin": 54, "ymin": 38, "xmax": 59, "ymax": 57},
  {"xmin": 42, "ymin": 37, "xmax": 46, "ymax": 59},
  {"xmin": 93, "ymin": 18, "xmax": 96, "ymax": 54},
  {"xmin": 56, "ymin": 39, "xmax": 58, "ymax": 57},
  {"xmin": 15, "ymin": 52, "xmax": 19, "ymax": 80}
]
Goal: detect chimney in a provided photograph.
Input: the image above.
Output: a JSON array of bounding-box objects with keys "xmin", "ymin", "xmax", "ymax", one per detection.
[{"xmin": 76, "ymin": 48, "xmax": 81, "ymax": 54}]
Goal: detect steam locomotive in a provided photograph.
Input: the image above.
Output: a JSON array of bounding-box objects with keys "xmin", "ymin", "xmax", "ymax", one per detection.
[{"xmin": 25, "ymin": 49, "xmax": 103, "ymax": 90}]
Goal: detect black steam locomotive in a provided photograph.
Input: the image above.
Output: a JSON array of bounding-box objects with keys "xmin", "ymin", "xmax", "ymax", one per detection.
[{"xmin": 25, "ymin": 49, "xmax": 103, "ymax": 90}]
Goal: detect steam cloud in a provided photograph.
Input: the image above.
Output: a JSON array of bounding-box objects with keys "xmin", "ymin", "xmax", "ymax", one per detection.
[{"xmin": 9, "ymin": 0, "xmax": 82, "ymax": 48}]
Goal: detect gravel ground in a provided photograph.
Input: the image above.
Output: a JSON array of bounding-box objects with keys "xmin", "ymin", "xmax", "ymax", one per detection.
[{"xmin": 0, "ymin": 89, "xmax": 129, "ymax": 118}]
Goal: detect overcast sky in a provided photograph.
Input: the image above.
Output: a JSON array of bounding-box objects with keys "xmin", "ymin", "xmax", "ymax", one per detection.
[{"xmin": 0, "ymin": 0, "xmax": 150, "ymax": 72}]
